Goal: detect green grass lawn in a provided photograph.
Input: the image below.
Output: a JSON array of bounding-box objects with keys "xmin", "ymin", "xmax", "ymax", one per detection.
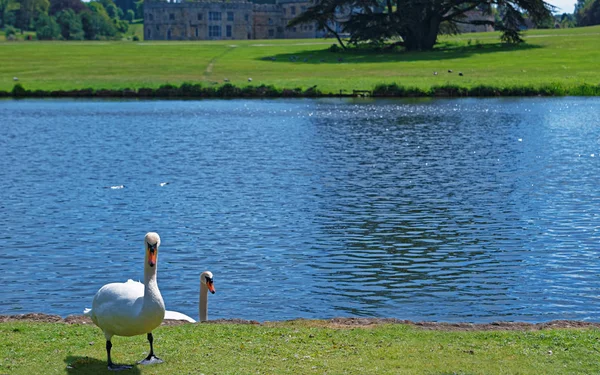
[
  {"xmin": 1, "ymin": 320, "xmax": 599, "ymax": 375},
  {"xmin": 1, "ymin": 26, "xmax": 599, "ymax": 94}
]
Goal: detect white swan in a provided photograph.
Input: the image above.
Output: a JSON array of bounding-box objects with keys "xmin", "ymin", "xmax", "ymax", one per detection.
[
  {"xmin": 84, "ymin": 232, "xmax": 166, "ymax": 371},
  {"xmin": 164, "ymin": 271, "xmax": 216, "ymax": 323}
]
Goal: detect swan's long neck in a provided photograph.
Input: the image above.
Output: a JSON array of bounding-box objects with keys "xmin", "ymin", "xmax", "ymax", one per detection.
[
  {"xmin": 199, "ymin": 283, "xmax": 208, "ymax": 322},
  {"xmin": 143, "ymin": 263, "xmax": 164, "ymax": 310}
]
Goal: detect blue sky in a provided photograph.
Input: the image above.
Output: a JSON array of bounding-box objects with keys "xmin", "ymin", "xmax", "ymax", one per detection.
[{"xmin": 547, "ymin": 0, "xmax": 577, "ymax": 13}]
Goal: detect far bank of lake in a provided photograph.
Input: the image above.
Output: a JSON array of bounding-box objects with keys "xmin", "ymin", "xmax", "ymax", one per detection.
[{"xmin": 1, "ymin": 26, "xmax": 599, "ymax": 95}]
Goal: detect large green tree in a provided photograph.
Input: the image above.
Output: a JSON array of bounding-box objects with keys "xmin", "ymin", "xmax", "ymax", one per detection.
[
  {"xmin": 16, "ymin": 0, "xmax": 50, "ymax": 30},
  {"xmin": 56, "ymin": 8, "xmax": 83, "ymax": 39},
  {"xmin": 81, "ymin": 1, "xmax": 118, "ymax": 39},
  {"xmin": 35, "ymin": 11, "xmax": 60, "ymax": 38},
  {"xmin": 290, "ymin": 0, "xmax": 553, "ymax": 51},
  {"xmin": 49, "ymin": 0, "xmax": 86, "ymax": 15},
  {"xmin": 576, "ymin": 0, "xmax": 600, "ymax": 25}
]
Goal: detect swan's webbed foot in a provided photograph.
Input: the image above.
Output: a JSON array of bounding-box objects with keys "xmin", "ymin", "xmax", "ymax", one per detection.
[
  {"xmin": 138, "ymin": 332, "xmax": 163, "ymax": 366},
  {"xmin": 137, "ymin": 355, "xmax": 163, "ymax": 365},
  {"xmin": 107, "ymin": 363, "xmax": 133, "ymax": 371},
  {"xmin": 106, "ymin": 340, "xmax": 133, "ymax": 371}
]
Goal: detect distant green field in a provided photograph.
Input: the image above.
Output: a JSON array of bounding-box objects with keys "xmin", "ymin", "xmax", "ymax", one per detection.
[{"xmin": 1, "ymin": 25, "xmax": 599, "ymax": 94}]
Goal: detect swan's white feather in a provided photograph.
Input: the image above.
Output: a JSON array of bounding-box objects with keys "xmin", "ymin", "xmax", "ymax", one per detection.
[
  {"xmin": 164, "ymin": 310, "xmax": 196, "ymax": 323},
  {"xmin": 86, "ymin": 278, "xmax": 164, "ymax": 338}
]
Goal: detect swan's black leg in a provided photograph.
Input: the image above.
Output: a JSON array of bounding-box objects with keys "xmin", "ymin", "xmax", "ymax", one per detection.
[
  {"xmin": 106, "ymin": 340, "xmax": 132, "ymax": 371},
  {"xmin": 138, "ymin": 333, "xmax": 163, "ymax": 365}
]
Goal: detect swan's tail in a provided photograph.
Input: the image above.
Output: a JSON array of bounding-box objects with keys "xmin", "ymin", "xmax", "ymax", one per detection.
[{"xmin": 83, "ymin": 308, "xmax": 92, "ymax": 316}]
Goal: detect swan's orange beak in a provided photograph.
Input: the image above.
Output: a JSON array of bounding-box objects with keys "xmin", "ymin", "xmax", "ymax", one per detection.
[
  {"xmin": 207, "ymin": 281, "xmax": 215, "ymax": 294},
  {"xmin": 147, "ymin": 244, "xmax": 157, "ymax": 267},
  {"xmin": 148, "ymin": 251, "xmax": 157, "ymax": 267}
]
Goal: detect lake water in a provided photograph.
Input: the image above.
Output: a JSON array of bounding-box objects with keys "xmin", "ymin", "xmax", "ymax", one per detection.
[{"xmin": 1, "ymin": 97, "xmax": 599, "ymax": 323}]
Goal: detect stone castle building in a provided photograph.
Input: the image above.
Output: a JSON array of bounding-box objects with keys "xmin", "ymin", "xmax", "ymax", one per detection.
[
  {"xmin": 456, "ymin": 10, "xmax": 495, "ymax": 33},
  {"xmin": 143, "ymin": 0, "xmax": 493, "ymax": 41},
  {"xmin": 144, "ymin": 0, "xmax": 322, "ymax": 41}
]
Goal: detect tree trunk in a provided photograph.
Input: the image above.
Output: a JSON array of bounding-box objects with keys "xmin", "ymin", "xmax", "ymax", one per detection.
[{"xmin": 401, "ymin": 15, "xmax": 441, "ymax": 51}]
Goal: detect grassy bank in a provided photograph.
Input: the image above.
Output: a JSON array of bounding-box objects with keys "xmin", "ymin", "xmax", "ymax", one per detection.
[
  {"xmin": 1, "ymin": 319, "xmax": 599, "ymax": 374},
  {"xmin": 1, "ymin": 26, "xmax": 600, "ymax": 96}
]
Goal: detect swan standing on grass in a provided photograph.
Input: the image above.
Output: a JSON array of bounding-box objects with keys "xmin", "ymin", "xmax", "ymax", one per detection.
[
  {"xmin": 84, "ymin": 232, "xmax": 166, "ymax": 371},
  {"xmin": 164, "ymin": 271, "xmax": 216, "ymax": 323}
]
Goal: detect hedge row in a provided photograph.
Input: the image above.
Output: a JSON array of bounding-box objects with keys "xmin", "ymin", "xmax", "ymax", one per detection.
[
  {"xmin": 2, "ymin": 82, "xmax": 599, "ymax": 99},
  {"xmin": 372, "ymin": 83, "xmax": 600, "ymax": 97},
  {"xmin": 0, "ymin": 83, "xmax": 323, "ymax": 99}
]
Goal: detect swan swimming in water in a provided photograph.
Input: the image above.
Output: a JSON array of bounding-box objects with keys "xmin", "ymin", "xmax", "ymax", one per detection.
[
  {"xmin": 84, "ymin": 232, "xmax": 166, "ymax": 371},
  {"xmin": 164, "ymin": 271, "xmax": 216, "ymax": 323}
]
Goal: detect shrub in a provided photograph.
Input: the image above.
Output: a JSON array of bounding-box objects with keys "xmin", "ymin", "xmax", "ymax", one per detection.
[
  {"xmin": 12, "ymin": 83, "xmax": 28, "ymax": 97},
  {"xmin": 5, "ymin": 25, "xmax": 18, "ymax": 37},
  {"xmin": 329, "ymin": 44, "xmax": 342, "ymax": 52},
  {"xmin": 217, "ymin": 83, "xmax": 241, "ymax": 97}
]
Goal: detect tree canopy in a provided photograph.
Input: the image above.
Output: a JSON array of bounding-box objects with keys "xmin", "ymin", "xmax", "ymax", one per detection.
[
  {"xmin": 1, "ymin": 0, "xmax": 128, "ymax": 40},
  {"xmin": 289, "ymin": 0, "xmax": 554, "ymax": 51},
  {"xmin": 576, "ymin": 0, "xmax": 600, "ymax": 25}
]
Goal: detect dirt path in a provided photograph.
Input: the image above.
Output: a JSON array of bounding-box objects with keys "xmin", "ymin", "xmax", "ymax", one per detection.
[{"xmin": 1, "ymin": 313, "xmax": 598, "ymax": 331}]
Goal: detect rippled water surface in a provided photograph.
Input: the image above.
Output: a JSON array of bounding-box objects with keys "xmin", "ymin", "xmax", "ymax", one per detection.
[{"xmin": 1, "ymin": 98, "xmax": 599, "ymax": 322}]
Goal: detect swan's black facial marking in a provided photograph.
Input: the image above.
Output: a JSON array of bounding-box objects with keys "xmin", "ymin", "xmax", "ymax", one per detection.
[
  {"xmin": 205, "ymin": 275, "xmax": 215, "ymax": 294},
  {"xmin": 147, "ymin": 242, "xmax": 158, "ymax": 267}
]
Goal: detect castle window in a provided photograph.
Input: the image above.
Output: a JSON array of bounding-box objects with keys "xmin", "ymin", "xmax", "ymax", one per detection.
[
  {"xmin": 291, "ymin": 6, "xmax": 296, "ymax": 15},
  {"xmin": 227, "ymin": 12, "xmax": 234, "ymax": 21},
  {"xmin": 226, "ymin": 25, "xmax": 232, "ymax": 37},
  {"xmin": 268, "ymin": 18, "xmax": 273, "ymax": 25},
  {"xmin": 283, "ymin": 8, "xmax": 286, "ymax": 15},
  {"xmin": 268, "ymin": 29, "xmax": 274, "ymax": 37},
  {"xmin": 244, "ymin": 14, "xmax": 249, "ymax": 21},
  {"xmin": 209, "ymin": 12, "xmax": 221, "ymax": 21},
  {"xmin": 167, "ymin": 28, "xmax": 172, "ymax": 39},
  {"xmin": 146, "ymin": 28, "xmax": 152, "ymax": 38},
  {"xmin": 197, "ymin": 13, "xmax": 203, "ymax": 21},
  {"xmin": 148, "ymin": 14, "xmax": 154, "ymax": 21},
  {"xmin": 301, "ymin": 6, "xmax": 306, "ymax": 12},
  {"xmin": 169, "ymin": 13, "xmax": 175, "ymax": 20},
  {"xmin": 292, "ymin": 27, "xmax": 296, "ymax": 32},
  {"xmin": 195, "ymin": 27, "xmax": 199, "ymax": 37},
  {"xmin": 209, "ymin": 25, "xmax": 221, "ymax": 37}
]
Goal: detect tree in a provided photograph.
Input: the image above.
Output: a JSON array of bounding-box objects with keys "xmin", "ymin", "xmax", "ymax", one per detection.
[
  {"xmin": 81, "ymin": 1, "xmax": 118, "ymax": 39},
  {"xmin": 49, "ymin": 0, "xmax": 86, "ymax": 15},
  {"xmin": 125, "ymin": 8, "xmax": 134, "ymax": 23},
  {"xmin": 115, "ymin": 0, "xmax": 136, "ymax": 13},
  {"xmin": 35, "ymin": 12, "xmax": 60, "ymax": 38},
  {"xmin": 558, "ymin": 12, "xmax": 575, "ymax": 27},
  {"xmin": 56, "ymin": 8, "xmax": 84, "ymax": 39},
  {"xmin": 0, "ymin": 0, "xmax": 10, "ymax": 27},
  {"xmin": 96, "ymin": 0, "xmax": 121, "ymax": 19},
  {"xmin": 576, "ymin": 0, "xmax": 600, "ymax": 26},
  {"xmin": 16, "ymin": 0, "xmax": 50, "ymax": 30},
  {"xmin": 134, "ymin": 0, "xmax": 143, "ymax": 19},
  {"xmin": 290, "ymin": 0, "xmax": 554, "ymax": 51},
  {"xmin": 287, "ymin": 0, "xmax": 348, "ymax": 49}
]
